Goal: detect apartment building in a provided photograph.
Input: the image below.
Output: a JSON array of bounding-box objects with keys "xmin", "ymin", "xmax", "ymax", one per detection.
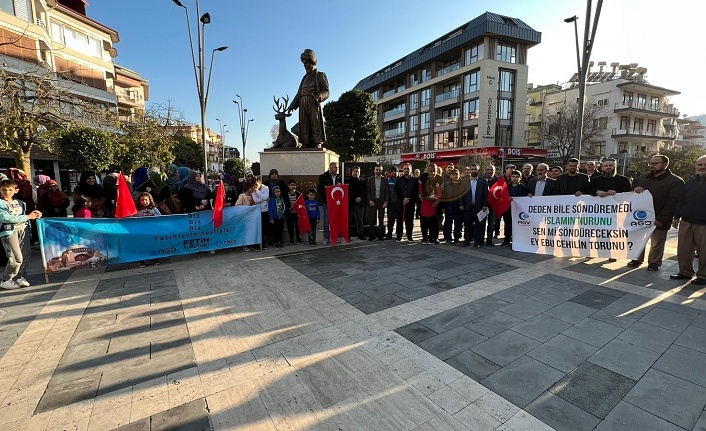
[
  {"xmin": 526, "ymin": 62, "xmax": 680, "ymax": 164},
  {"xmin": 165, "ymin": 124, "xmax": 224, "ymax": 173},
  {"xmin": 354, "ymin": 12, "xmax": 545, "ymax": 165},
  {"xmin": 0, "ymin": 0, "xmax": 148, "ymax": 179},
  {"xmin": 675, "ymin": 118, "xmax": 706, "ymax": 149}
]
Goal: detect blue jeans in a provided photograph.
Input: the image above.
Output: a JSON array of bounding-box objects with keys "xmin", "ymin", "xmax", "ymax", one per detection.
[
  {"xmin": 486, "ymin": 209, "xmax": 496, "ymax": 241},
  {"xmin": 444, "ymin": 203, "xmax": 463, "ymax": 242}
]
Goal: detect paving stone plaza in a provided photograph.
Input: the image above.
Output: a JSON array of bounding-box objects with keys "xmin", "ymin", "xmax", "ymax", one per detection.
[{"xmin": 0, "ymin": 226, "xmax": 705, "ymax": 430}]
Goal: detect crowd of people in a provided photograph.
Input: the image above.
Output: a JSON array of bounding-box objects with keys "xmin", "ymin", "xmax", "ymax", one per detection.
[{"xmin": 0, "ymin": 153, "xmax": 703, "ymax": 289}]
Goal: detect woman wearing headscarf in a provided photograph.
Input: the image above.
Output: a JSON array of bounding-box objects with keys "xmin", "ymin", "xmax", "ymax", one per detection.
[
  {"xmin": 166, "ymin": 164, "xmax": 182, "ymax": 194},
  {"xmin": 73, "ymin": 171, "xmax": 106, "ymax": 217},
  {"xmin": 102, "ymin": 173, "xmax": 119, "ymax": 217},
  {"xmin": 177, "ymin": 171, "xmax": 213, "ymax": 213},
  {"xmin": 33, "ymin": 174, "xmax": 51, "ymax": 212},
  {"xmin": 131, "ymin": 167, "xmax": 171, "ymax": 204},
  {"xmin": 6, "ymin": 168, "xmax": 35, "ymax": 213},
  {"xmin": 40, "ymin": 180, "xmax": 70, "ymax": 217}
]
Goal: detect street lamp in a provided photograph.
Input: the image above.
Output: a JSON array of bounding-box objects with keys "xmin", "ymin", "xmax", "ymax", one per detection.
[
  {"xmin": 565, "ymin": 0, "xmax": 603, "ymax": 160},
  {"xmin": 216, "ymin": 117, "xmax": 227, "ymax": 171},
  {"xmin": 233, "ymin": 95, "xmax": 253, "ymax": 169},
  {"xmin": 172, "ymin": 0, "xmax": 228, "ymax": 173}
]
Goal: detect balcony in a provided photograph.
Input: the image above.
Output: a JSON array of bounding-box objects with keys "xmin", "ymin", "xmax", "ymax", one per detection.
[
  {"xmin": 435, "ymin": 116, "xmax": 459, "ymax": 127},
  {"xmin": 611, "ymin": 128, "xmax": 677, "ymax": 140},
  {"xmin": 382, "ymin": 89, "xmax": 396, "ymax": 98},
  {"xmin": 614, "ymin": 101, "xmax": 679, "ymax": 118},
  {"xmin": 437, "ymin": 63, "xmax": 461, "ymax": 77},
  {"xmin": 435, "ymin": 88, "xmax": 460, "ymax": 104},
  {"xmin": 384, "ymin": 129, "xmax": 405, "ymax": 139},
  {"xmin": 526, "ymin": 115, "xmax": 542, "ymax": 126},
  {"xmin": 383, "ymin": 105, "xmax": 406, "ymax": 118}
]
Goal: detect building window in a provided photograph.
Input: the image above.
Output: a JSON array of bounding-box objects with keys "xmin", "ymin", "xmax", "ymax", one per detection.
[
  {"xmin": 436, "ymin": 107, "xmax": 459, "ymax": 126},
  {"xmin": 371, "ymin": 90, "xmax": 380, "ymax": 102},
  {"xmin": 498, "ymin": 70, "xmax": 514, "ymax": 93},
  {"xmin": 618, "ymin": 141, "xmax": 628, "ymax": 153},
  {"xmin": 421, "ymin": 112, "xmax": 431, "ymax": 129},
  {"xmin": 620, "ymin": 116, "xmax": 630, "ymax": 130},
  {"xmin": 646, "ymin": 119, "xmax": 656, "ymax": 134},
  {"xmin": 409, "ymin": 136, "xmax": 418, "ymax": 152},
  {"xmin": 622, "ymin": 91, "xmax": 633, "ymax": 106},
  {"xmin": 0, "ymin": 0, "xmax": 31, "ymax": 21},
  {"xmin": 590, "ymin": 141, "xmax": 606, "ymax": 156},
  {"xmin": 636, "ymin": 93, "xmax": 646, "ymax": 109},
  {"xmin": 592, "ymin": 117, "xmax": 608, "ymax": 130},
  {"xmin": 383, "ymin": 139, "xmax": 403, "ymax": 156},
  {"xmin": 597, "ymin": 98, "xmax": 609, "ymax": 106},
  {"xmin": 496, "ymin": 43, "xmax": 516, "ymax": 63},
  {"xmin": 409, "ymin": 73, "xmax": 418, "ymax": 88},
  {"xmin": 464, "ymin": 43, "xmax": 484, "ymax": 65},
  {"xmin": 649, "ymin": 96, "xmax": 660, "ymax": 110},
  {"xmin": 633, "ymin": 118, "xmax": 644, "ymax": 134},
  {"xmin": 409, "ymin": 115, "xmax": 419, "ymax": 132},
  {"xmin": 434, "ymin": 131, "xmax": 456, "ymax": 150},
  {"xmin": 421, "ymin": 68, "xmax": 431, "ymax": 83},
  {"xmin": 463, "ymin": 98, "xmax": 479, "ymax": 121},
  {"xmin": 409, "ymin": 93, "xmax": 419, "ymax": 110},
  {"xmin": 498, "ymin": 99, "xmax": 512, "ymax": 120},
  {"xmin": 463, "ymin": 70, "xmax": 479, "ymax": 94},
  {"xmin": 50, "ymin": 21, "xmax": 103, "ymax": 58},
  {"xmin": 461, "ymin": 126, "xmax": 478, "ymax": 147},
  {"xmin": 421, "ymin": 89, "xmax": 431, "ymax": 107},
  {"xmin": 498, "ymin": 126, "xmax": 512, "ymax": 146}
]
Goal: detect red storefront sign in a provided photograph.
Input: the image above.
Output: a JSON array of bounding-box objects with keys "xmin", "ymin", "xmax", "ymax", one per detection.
[{"xmin": 401, "ymin": 147, "xmax": 548, "ymax": 162}]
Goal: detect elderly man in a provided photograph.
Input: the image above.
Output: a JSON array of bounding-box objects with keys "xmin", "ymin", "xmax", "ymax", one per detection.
[
  {"xmin": 521, "ymin": 163, "xmax": 535, "ymax": 186},
  {"xmin": 585, "ymin": 160, "xmax": 601, "ymax": 180},
  {"xmin": 528, "ymin": 163, "xmax": 556, "ymax": 196},
  {"xmin": 287, "ymin": 49, "xmax": 330, "ymax": 148},
  {"xmin": 630, "ymin": 155, "xmax": 684, "ymax": 271},
  {"xmin": 671, "ymin": 155, "xmax": 706, "ymax": 285}
]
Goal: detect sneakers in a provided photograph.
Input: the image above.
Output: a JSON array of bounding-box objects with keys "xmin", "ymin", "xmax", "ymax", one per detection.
[
  {"xmin": 0, "ymin": 279, "xmax": 20, "ymax": 290},
  {"xmin": 322, "ymin": 239, "xmax": 329, "ymax": 245},
  {"xmin": 15, "ymin": 277, "xmax": 30, "ymax": 287}
]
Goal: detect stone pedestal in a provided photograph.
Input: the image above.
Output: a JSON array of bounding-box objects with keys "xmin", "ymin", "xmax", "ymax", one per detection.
[{"xmin": 260, "ymin": 148, "xmax": 339, "ymax": 179}]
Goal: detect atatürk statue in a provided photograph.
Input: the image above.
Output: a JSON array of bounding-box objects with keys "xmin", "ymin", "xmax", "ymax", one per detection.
[{"xmin": 287, "ymin": 49, "xmax": 329, "ymax": 148}]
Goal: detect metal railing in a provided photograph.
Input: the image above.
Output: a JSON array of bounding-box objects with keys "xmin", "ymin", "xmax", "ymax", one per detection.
[
  {"xmin": 383, "ymin": 106, "xmax": 406, "ymax": 118},
  {"xmin": 614, "ymin": 101, "xmax": 679, "ymax": 115},
  {"xmin": 435, "ymin": 88, "xmax": 460, "ymax": 103},
  {"xmin": 437, "ymin": 63, "xmax": 461, "ymax": 77},
  {"xmin": 611, "ymin": 128, "xmax": 676, "ymax": 138},
  {"xmin": 435, "ymin": 116, "xmax": 459, "ymax": 126},
  {"xmin": 384, "ymin": 129, "xmax": 405, "ymax": 138},
  {"xmin": 382, "ymin": 89, "xmax": 396, "ymax": 98}
]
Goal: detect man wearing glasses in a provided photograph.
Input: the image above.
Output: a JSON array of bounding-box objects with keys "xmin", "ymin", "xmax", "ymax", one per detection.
[{"xmin": 629, "ymin": 155, "xmax": 684, "ymax": 271}]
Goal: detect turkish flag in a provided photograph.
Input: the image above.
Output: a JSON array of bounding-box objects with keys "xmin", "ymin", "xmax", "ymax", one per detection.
[
  {"xmin": 488, "ymin": 177, "xmax": 511, "ymax": 217},
  {"xmin": 212, "ymin": 180, "xmax": 225, "ymax": 228},
  {"xmin": 326, "ymin": 184, "xmax": 349, "ymax": 245},
  {"xmin": 115, "ymin": 173, "xmax": 137, "ymax": 218},
  {"xmin": 293, "ymin": 193, "xmax": 311, "ymax": 234}
]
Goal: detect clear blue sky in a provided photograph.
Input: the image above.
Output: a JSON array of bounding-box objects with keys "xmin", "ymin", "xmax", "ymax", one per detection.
[{"xmin": 88, "ymin": 0, "xmax": 700, "ymax": 162}]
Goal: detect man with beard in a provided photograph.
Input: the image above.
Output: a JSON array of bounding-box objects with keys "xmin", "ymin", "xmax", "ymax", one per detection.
[
  {"xmin": 461, "ymin": 164, "xmax": 489, "ymax": 248},
  {"xmin": 671, "ymin": 155, "xmax": 706, "ymax": 285},
  {"xmin": 395, "ymin": 164, "xmax": 418, "ymax": 242},
  {"xmin": 317, "ymin": 162, "xmax": 342, "ymax": 245},
  {"xmin": 589, "ymin": 158, "xmax": 632, "ymax": 197},
  {"xmin": 521, "ymin": 163, "xmax": 535, "ymax": 186},
  {"xmin": 484, "ymin": 165, "xmax": 499, "ymax": 245},
  {"xmin": 555, "ymin": 158, "xmax": 590, "ymax": 196},
  {"xmin": 345, "ymin": 166, "xmax": 367, "ymax": 240},
  {"xmin": 366, "ymin": 165, "xmax": 388, "ymax": 241},
  {"xmin": 419, "ymin": 163, "xmax": 442, "ymax": 244},
  {"xmin": 528, "ymin": 163, "xmax": 556, "ymax": 197},
  {"xmin": 629, "ymin": 155, "xmax": 684, "ymax": 271}
]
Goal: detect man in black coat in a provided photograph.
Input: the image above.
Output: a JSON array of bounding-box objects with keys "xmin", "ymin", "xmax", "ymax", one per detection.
[
  {"xmin": 317, "ymin": 162, "xmax": 342, "ymax": 244},
  {"xmin": 461, "ymin": 164, "xmax": 489, "ymax": 247},
  {"xmin": 671, "ymin": 155, "xmax": 706, "ymax": 285},
  {"xmin": 395, "ymin": 164, "xmax": 418, "ymax": 242},
  {"xmin": 555, "ymin": 158, "xmax": 591, "ymax": 196},
  {"xmin": 345, "ymin": 166, "xmax": 367, "ymax": 240},
  {"xmin": 588, "ymin": 158, "xmax": 632, "ymax": 196},
  {"xmin": 527, "ymin": 163, "xmax": 557, "ymax": 197}
]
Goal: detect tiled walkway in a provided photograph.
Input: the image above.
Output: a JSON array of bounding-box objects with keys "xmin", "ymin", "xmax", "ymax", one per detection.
[{"xmin": 0, "ymin": 227, "xmax": 704, "ymax": 430}]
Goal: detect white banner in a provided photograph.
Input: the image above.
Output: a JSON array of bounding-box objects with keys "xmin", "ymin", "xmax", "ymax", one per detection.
[{"xmin": 511, "ymin": 191, "xmax": 656, "ymax": 260}]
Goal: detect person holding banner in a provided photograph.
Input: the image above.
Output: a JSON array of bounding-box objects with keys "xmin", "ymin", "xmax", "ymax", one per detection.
[
  {"xmin": 630, "ymin": 154, "xmax": 684, "ymax": 271},
  {"xmin": 484, "ymin": 165, "xmax": 498, "ymax": 245},
  {"xmin": 555, "ymin": 158, "xmax": 590, "ymax": 196},
  {"xmin": 501, "ymin": 170, "xmax": 530, "ymax": 247},
  {"xmin": 528, "ymin": 163, "xmax": 556, "ymax": 197},
  {"xmin": 252, "ymin": 176, "xmax": 271, "ymax": 249},
  {"xmin": 178, "ymin": 172, "xmax": 213, "ymax": 213},
  {"xmin": 671, "ymin": 155, "xmax": 706, "ymax": 285},
  {"xmin": 588, "ymin": 158, "xmax": 632, "ymax": 197}
]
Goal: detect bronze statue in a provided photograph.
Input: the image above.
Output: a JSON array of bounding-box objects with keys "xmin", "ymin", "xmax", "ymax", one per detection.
[
  {"xmin": 271, "ymin": 95, "xmax": 300, "ymax": 149},
  {"xmin": 287, "ymin": 49, "xmax": 329, "ymax": 148}
]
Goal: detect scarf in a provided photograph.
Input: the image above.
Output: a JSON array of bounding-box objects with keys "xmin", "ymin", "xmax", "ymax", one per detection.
[
  {"xmin": 132, "ymin": 167, "xmax": 149, "ymax": 190},
  {"xmin": 74, "ymin": 171, "xmax": 104, "ymax": 198},
  {"xmin": 45, "ymin": 180, "xmax": 68, "ymax": 206},
  {"xmin": 184, "ymin": 172, "xmax": 209, "ymax": 199}
]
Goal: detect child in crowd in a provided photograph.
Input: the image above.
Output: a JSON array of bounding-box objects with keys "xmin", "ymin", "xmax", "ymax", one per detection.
[
  {"xmin": 305, "ymin": 189, "xmax": 320, "ymax": 246},
  {"xmin": 134, "ymin": 192, "xmax": 161, "ymax": 266},
  {"xmin": 0, "ymin": 179, "xmax": 42, "ymax": 290},
  {"xmin": 72, "ymin": 197, "xmax": 92, "ymax": 218},
  {"xmin": 268, "ymin": 186, "xmax": 287, "ymax": 248},
  {"xmin": 286, "ymin": 179, "xmax": 303, "ymax": 245},
  {"xmin": 236, "ymin": 180, "xmax": 258, "ymax": 252}
]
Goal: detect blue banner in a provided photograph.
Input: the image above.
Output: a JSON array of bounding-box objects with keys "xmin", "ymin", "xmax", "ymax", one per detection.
[{"xmin": 37, "ymin": 206, "xmax": 261, "ymax": 272}]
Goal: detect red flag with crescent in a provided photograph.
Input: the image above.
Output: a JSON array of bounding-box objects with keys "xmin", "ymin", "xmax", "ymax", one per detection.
[
  {"xmin": 212, "ymin": 178, "xmax": 225, "ymax": 228},
  {"xmin": 488, "ymin": 176, "xmax": 511, "ymax": 217},
  {"xmin": 326, "ymin": 184, "xmax": 349, "ymax": 245},
  {"xmin": 115, "ymin": 173, "xmax": 137, "ymax": 218},
  {"xmin": 293, "ymin": 193, "xmax": 311, "ymax": 234}
]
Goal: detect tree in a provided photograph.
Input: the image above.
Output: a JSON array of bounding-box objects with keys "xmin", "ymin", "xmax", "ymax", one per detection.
[
  {"xmin": 458, "ymin": 152, "xmax": 496, "ymax": 170},
  {"xmin": 627, "ymin": 147, "xmax": 705, "ymax": 181},
  {"xmin": 322, "ymin": 89, "xmax": 381, "ymax": 161},
  {"xmin": 541, "ymin": 101, "xmax": 607, "ymax": 165},
  {"xmin": 0, "ymin": 65, "xmax": 114, "ymax": 171},
  {"xmin": 224, "ymin": 158, "xmax": 245, "ymax": 178},
  {"xmin": 56, "ymin": 127, "xmax": 117, "ymax": 172},
  {"xmin": 171, "ymin": 134, "xmax": 202, "ymax": 169},
  {"xmin": 411, "ymin": 159, "xmax": 429, "ymax": 175},
  {"xmin": 115, "ymin": 110, "xmax": 174, "ymax": 171},
  {"xmin": 269, "ymin": 123, "xmax": 279, "ymax": 144}
]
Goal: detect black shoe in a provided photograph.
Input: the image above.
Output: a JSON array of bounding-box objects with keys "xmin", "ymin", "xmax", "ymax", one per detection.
[
  {"xmin": 670, "ymin": 273, "xmax": 692, "ymax": 280},
  {"xmin": 607, "ymin": 258, "xmax": 617, "ymax": 263},
  {"xmin": 408, "ymin": 238, "xmax": 415, "ymax": 243},
  {"xmin": 433, "ymin": 239, "xmax": 440, "ymax": 244},
  {"xmin": 459, "ymin": 243, "xmax": 469, "ymax": 247},
  {"xmin": 289, "ymin": 242, "xmax": 295, "ymax": 245},
  {"xmin": 626, "ymin": 260, "xmax": 642, "ymax": 268},
  {"xmin": 474, "ymin": 244, "xmax": 482, "ymax": 249},
  {"xmin": 647, "ymin": 263, "xmax": 659, "ymax": 271},
  {"xmin": 691, "ymin": 278, "xmax": 706, "ymax": 286},
  {"xmin": 368, "ymin": 236, "xmax": 376, "ymax": 241},
  {"xmin": 358, "ymin": 236, "xmax": 366, "ymax": 240},
  {"xmin": 500, "ymin": 242, "xmax": 511, "ymax": 247},
  {"xmin": 486, "ymin": 240, "xmax": 495, "ymax": 247}
]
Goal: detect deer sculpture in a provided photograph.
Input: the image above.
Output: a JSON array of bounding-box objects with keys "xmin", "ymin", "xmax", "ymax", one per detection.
[{"xmin": 271, "ymin": 95, "xmax": 300, "ymax": 149}]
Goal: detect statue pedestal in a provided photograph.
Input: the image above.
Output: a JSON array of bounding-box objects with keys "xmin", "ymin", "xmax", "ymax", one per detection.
[{"xmin": 259, "ymin": 148, "xmax": 339, "ymax": 185}]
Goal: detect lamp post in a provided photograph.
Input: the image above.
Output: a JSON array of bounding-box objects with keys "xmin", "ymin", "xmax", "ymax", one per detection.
[
  {"xmin": 172, "ymin": 0, "xmax": 228, "ymax": 174},
  {"xmin": 233, "ymin": 95, "xmax": 253, "ymax": 169},
  {"xmin": 216, "ymin": 118, "xmax": 227, "ymax": 171},
  {"xmin": 565, "ymin": 0, "xmax": 603, "ymax": 160}
]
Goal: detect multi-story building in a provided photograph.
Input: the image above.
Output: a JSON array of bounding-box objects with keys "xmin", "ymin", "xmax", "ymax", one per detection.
[
  {"xmin": 526, "ymin": 62, "xmax": 680, "ymax": 165},
  {"xmin": 165, "ymin": 124, "xmax": 224, "ymax": 173},
  {"xmin": 675, "ymin": 118, "xmax": 706, "ymax": 149},
  {"xmin": 354, "ymin": 12, "xmax": 545, "ymax": 166},
  {"xmin": 0, "ymin": 0, "xmax": 148, "ymax": 184}
]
